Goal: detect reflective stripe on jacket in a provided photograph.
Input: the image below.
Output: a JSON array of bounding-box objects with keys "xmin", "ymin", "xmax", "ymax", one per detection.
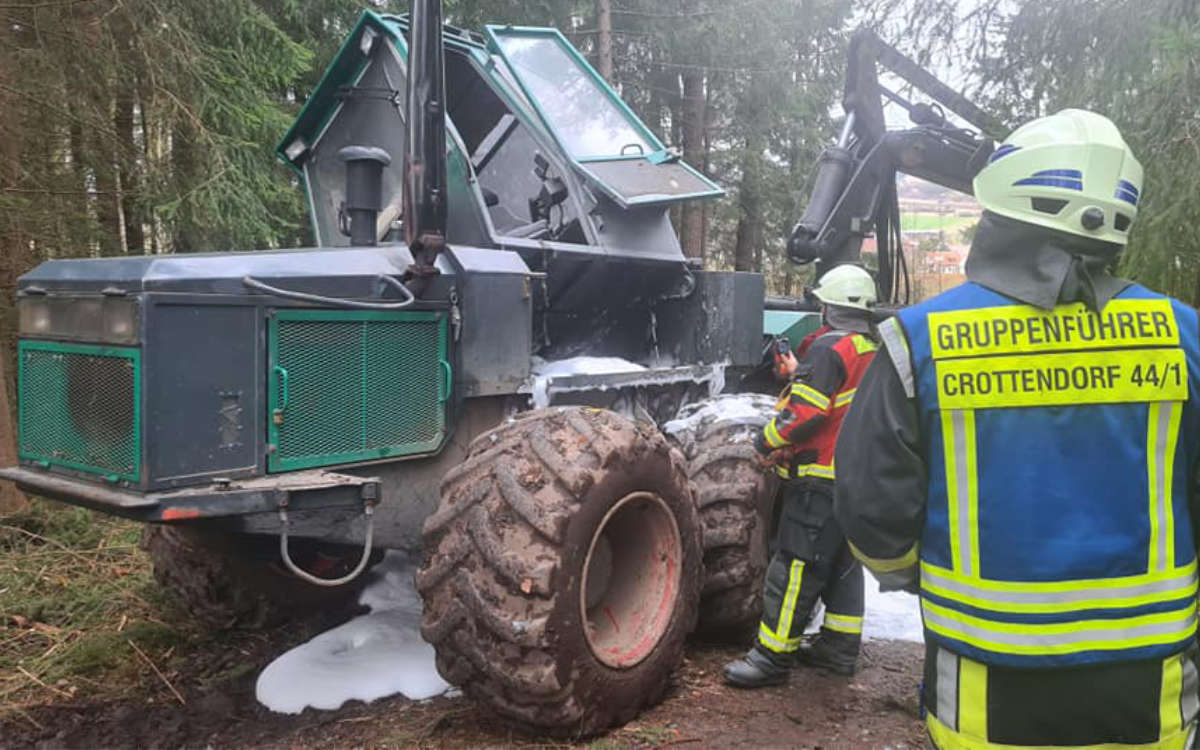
[
  {"xmin": 894, "ymin": 281, "xmax": 1200, "ymax": 668},
  {"xmin": 765, "ymin": 331, "xmax": 877, "ymax": 480}
]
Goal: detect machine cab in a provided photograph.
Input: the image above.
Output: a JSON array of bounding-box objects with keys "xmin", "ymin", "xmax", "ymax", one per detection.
[{"xmin": 276, "ymin": 13, "xmax": 722, "ymax": 261}]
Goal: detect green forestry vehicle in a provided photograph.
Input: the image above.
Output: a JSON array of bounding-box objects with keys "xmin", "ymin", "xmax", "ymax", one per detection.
[
  {"xmin": 3, "ymin": 0, "xmax": 996, "ymax": 731},
  {"xmin": 2, "ymin": 0, "xmax": 779, "ymax": 734}
]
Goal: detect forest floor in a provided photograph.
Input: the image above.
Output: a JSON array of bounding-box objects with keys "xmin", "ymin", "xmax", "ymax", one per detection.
[{"xmin": 0, "ymin": 502, "xmax": 926, "ymax": 749}]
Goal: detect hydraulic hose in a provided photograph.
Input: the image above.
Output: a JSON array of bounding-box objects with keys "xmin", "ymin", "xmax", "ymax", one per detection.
[{"xmin": 242, "ymin": 274, "xmax": 415, "ymax": 310}]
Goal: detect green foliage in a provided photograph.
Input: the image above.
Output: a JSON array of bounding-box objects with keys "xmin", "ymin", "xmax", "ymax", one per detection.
[
  {"xmin": 0, "ymin": 502, "xmax": 173, "ymax": 710},
  {"xmin": 875, "ymin": 0, "xmax": 1200, "ymax": 302}
]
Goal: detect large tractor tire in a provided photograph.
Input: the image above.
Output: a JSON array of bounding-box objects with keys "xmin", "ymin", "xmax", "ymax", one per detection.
[
  {"xmin": 417, "ymin": 407, "xmax": 702, "ymax": 735},
  {"xmin": 141, "ymin": 525, "xmax": 370, "ymax": 630},
  {"xmin": 666, "ymin": 394, "xmax": 778, "ymax": 635}
]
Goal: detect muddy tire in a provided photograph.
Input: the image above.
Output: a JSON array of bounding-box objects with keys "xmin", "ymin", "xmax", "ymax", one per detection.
[
  {"xmin": 417, "ymin": 407, "xmax": 701, "ymax": 736},
  {"xmin": 666, "ymin": 394, "xmax": 778, "ymax": 635},
  {"xmin": 141, "ymin": 525, "xmax": 370, "ymax": 630}
]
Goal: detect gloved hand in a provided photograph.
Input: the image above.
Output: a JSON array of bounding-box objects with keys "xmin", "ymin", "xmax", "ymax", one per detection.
[{"xmin": 773, "ymin": 350, "xmax": 799, "ymax": 381}]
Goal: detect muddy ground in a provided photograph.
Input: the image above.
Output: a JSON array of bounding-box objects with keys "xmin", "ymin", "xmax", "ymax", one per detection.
[{"xmin": 1, "ymin": 632, "xmax": 925, "ymax": 749}]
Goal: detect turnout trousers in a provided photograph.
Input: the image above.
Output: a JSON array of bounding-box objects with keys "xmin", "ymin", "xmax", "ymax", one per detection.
[{"xmin": 756, "ymin": 478, "xmax": 864, "ymax": 658}]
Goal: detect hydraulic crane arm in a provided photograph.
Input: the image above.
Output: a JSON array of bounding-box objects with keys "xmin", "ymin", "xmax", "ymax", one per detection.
[{"xmin": 787, "ymin": 29, "xmax": 1006, "ymax": 305}]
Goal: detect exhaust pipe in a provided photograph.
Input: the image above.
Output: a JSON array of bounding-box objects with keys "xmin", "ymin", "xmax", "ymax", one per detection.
[
  {"xmin": 403, "ymin": 0, "xmax": 448, "ymax": 279},
  {"xmin": 338, "ymin": 145, "xmax": 391, "ymax": 246}
]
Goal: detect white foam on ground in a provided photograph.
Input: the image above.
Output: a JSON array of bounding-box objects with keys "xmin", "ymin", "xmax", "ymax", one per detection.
[
  {"xmin": 256, "ymin": 551, "xmax": 451, "ymax": 714},
  {"xmin": 863, "ymin": 578, "xmax": 923, "ymax": 643},
  {"xmin": 805, "ymin": 576, "xmax": 924, "ymax": 643}
]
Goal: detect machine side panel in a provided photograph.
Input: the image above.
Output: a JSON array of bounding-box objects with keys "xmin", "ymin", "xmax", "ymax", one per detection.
[
  {"xmin": 656, "ymin": 271, "xmax": 765, "ymax": 369},
  {"xmin": 144, "ymin": 299, "xmax": 263, "ymax": 489},
  {"xmin": 452, "ymin": 248, "xmax": 533, "ymax": 396}
]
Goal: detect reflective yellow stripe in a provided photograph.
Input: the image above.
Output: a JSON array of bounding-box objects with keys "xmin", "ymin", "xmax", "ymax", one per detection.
[
  {"xmin": 922, "ymin": 598, "xmax": 1198, "ymax": 656},
  {"xmin": 764, "ymin": 419, "xmax": 787, "ymax": 449},
  {"xmin": 849, "ymin": 540, "xmax": 918, "ymax": 573},
  {"xmin": 791, "ymin": 382, "xmax": 831, "ymax": 410},
  {"xmin": 851, "ymin": 333, "xmax": 878, "ymax": 354},
  {"xmin": 823, "ymin": 612, "xmax": 863, "ymax": 634},
  {"xmin": 920, "ymin": 560, "xmax": 1199, "ymax": 615},
  {"xmin": 1149, "ymin": 401, "xmax": 1182, "ymax": 573},
  {"xmin": 758, "ymin": 560, "xmax": 806, "ymax": 653},
  {"xmin": 927, "ymin": 712, "xmax": 1195, "ymax": 749},
  {"xmin": 921, "ymin": 559, "xmax": 1199, "ymax": 595},
  {"xmin": 942, "ymin": 409, "xmax": 979, "ymax": 577},
  {"xmin": 776, "ymin": 560, "xmax": 805, "ymax": 643},
  {"xmin": 959, "ymin": 657, "xmax": 987, "ymax": 738},
  {"xmin": 1161, "ymin": 653, "xmax": 1184, "ymax": 740},
  {"xmin": 757, "ymin": 623, "xmax": 802, "ymax": 653},
  {"xmin": 834, "ymin": 388, "xmax": 856, "ymax": 408},
  {"xmin": 774, "ymin": 464, "xmax": 791, "ymax": 479},
  {"xmin": 794, "ymin": 463, "xmax": 835, "ymax": 480}
]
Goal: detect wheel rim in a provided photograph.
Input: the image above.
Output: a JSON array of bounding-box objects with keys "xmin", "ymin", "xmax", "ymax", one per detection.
[{"xmin": 580, "ymin": 491, "xmax": 682, "ymax": 669}]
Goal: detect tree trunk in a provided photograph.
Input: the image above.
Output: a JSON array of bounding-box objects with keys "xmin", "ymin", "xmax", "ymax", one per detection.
[
  {"xmin": 0, "ymin": 52, "xmax": 29, "ymax": 516},
  {"xmin": 679, "ymin": 70, "xmax": 706, "ymax": 261},
  {"xmin": 594, "ymin": 0, "xmax": 613, "ymax": 83},
  {"xmin": 114, "ymin": 83, "xmax": 144, "ymax": 254},
  {"xmin": 171, "ymin": 119, "xmax": 196, "ymax": 253},
  {"xmin": 733, "ymin": 156, "xmax": 763, "ymax": 273},
  {"xmin": 733, "ymin": 81, "xmax": 766, "ymax": 273}
]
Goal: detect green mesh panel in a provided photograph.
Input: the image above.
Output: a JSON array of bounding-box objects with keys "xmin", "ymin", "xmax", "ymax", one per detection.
[
  {"xmin": 269, "ymin": 310, "xmax": 449, "ymax": 472},
  {"xmin": 17, "ymin": 341, "xmax": 141, "ymax": 481}
]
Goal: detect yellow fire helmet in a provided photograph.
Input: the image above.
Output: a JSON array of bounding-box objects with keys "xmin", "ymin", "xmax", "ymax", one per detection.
[
  {"xmin": 812, "ymin": 264, "xmax": 877, "ymax": 311},
  {"xmin": 973, "ymin": 108, "xmax": 1143, "ymax": 245}
]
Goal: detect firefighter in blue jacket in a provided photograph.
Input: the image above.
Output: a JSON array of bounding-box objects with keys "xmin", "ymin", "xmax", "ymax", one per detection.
[{"xmin": 835, "ymin": 109, "xmax": 1200, "ymax": 748}]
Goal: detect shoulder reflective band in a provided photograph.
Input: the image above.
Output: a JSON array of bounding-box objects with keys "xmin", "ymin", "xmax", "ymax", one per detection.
[
  {"xmin": 929, "ymin": 298, "xmax": 1179, "ymax": 360},
  {"xmin": 936, "ymin": 348, "xmax": 1187, "ymax": 410},
  {"xmin": 851, "ymin": 334, "xmax": 878, "ymax": 355},
  {"xmin": 923, "ymin": 598, "xmax": 1198, "ymax": 656},
  {"xmin": 919, "ymin": 560, "xmax": 1199, "ymax": 614},
  {"xmin": 834, "ymin": 388, "xmax": 856, "ymax": 408},
  {"xmin": 878, "ymin": 317, "xmax": 915, "ymax": 398}
]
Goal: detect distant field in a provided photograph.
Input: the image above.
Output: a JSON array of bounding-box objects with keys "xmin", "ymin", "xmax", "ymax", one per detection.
[{"xmin": 900, "ymin": 212, "xmax": 977, "ymax": 234}]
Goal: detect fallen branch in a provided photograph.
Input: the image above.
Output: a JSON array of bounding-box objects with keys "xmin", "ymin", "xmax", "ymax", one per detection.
[
  {"xmin": 16, "ymin": 665, "xmax": 72, "ymax": 700},
  {"xmin": 127, "ymin": 639, "xmax": 185, "ymax": 705},
  {"xmin": 0, "ymin": 524, "xmax": 98, "ymax": 570}
]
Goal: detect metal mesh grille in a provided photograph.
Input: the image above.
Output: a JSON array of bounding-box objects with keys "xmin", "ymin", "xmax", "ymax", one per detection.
[
  {"xmin": 272, "ymin": 313, "xmax": 446, "ymax": 471},
  {"xmin": 18, "ymin": 344, "xmax": 139, "ymax": 479}
]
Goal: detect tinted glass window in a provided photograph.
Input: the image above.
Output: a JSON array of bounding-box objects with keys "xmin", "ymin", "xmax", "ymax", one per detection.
[{"xmin": 494, "ymin": 35, "xmax": 653, "ymax": 159}]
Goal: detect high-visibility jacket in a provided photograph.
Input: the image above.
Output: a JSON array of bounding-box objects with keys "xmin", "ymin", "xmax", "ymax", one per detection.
[
  {"xmin": 763, "ymin": 330, "xmax": 877, "ymax": 480},
  {"xmin": 888, "ymin": 281, "xmax": 1200, "ymax": 668}
]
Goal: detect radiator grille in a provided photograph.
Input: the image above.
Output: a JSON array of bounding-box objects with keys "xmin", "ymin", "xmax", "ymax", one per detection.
[
  {"xmin": 269, "ymin": 310, "xmax": 449, "ymax": 472},
  {"xmin": 17, "ymin": 341, "xmax": 141, "ymax": 481}
]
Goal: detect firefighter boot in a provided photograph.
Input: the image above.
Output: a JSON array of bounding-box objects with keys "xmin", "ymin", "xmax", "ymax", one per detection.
[
  {"xmin": 796, "ymin": 629, "xmax": 860, "ymax": 676},
  {"xmin": 723, "ymin": 647, "xmax": 792, "ymax": 688}
]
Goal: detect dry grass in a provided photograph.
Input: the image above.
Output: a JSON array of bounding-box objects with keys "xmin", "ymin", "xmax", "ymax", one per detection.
[{"xmin": 0, "ymin": 500, "xmax": 197, "ymax": 722}]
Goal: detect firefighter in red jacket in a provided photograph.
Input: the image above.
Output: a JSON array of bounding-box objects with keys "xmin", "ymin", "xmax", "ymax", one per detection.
[{"xmin": 724, "ymin": 264, "xmax": 879, "ymax": 688}]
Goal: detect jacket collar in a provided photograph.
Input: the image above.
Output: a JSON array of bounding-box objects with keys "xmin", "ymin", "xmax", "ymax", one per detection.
[
  {"xmin": 824, "ymin": 304, "xmax": 874, "ymax": 334},
  {"xmin": 964, "ymin": 212, "xmax": 1132, "ymax": 312}
]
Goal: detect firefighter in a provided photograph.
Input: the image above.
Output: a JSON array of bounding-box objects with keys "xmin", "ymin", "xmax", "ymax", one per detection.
[
  {"xmin": 723, "ymin": 264, "xmax": 878, "ymax": 688},
  {"xmin": 835, "ymin": 109, "xmax": 1200, "ymax": 748}
]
